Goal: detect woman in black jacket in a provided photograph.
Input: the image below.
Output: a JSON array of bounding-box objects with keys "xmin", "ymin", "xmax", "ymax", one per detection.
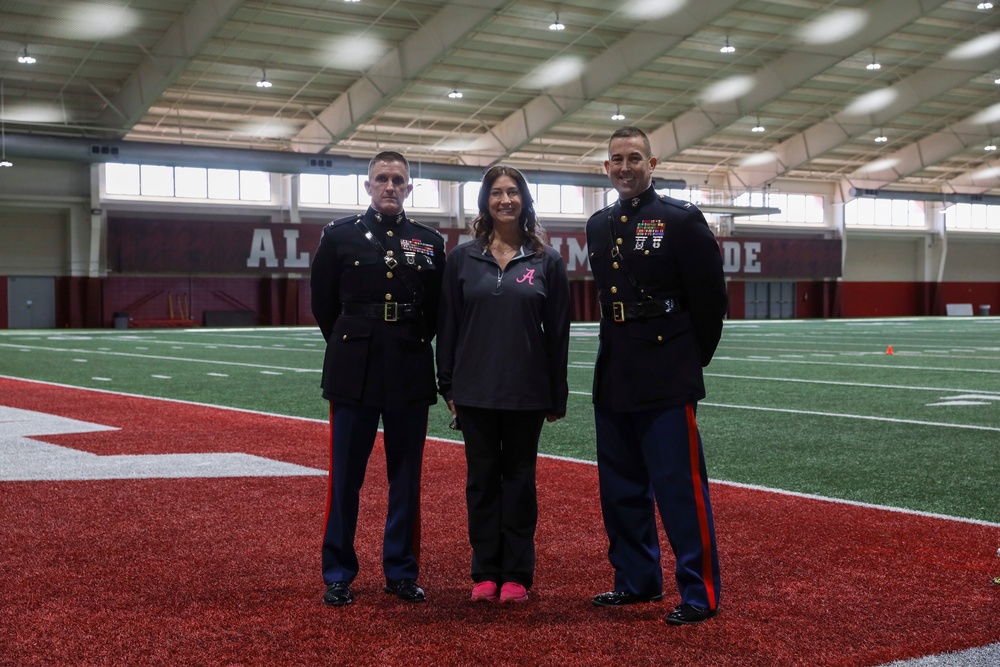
[{"xmin": 436, "ymin": 165, "xmax": 571, "ymax": 604}]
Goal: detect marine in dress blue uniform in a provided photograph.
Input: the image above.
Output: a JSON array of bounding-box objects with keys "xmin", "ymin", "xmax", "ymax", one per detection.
[
  {"xmin": 311, "ymin": 152, "xmax": 445, "ymax": 607},
  {"xmin": 586, "ymin": 127, "xmax": 728, "ymax": 625}
]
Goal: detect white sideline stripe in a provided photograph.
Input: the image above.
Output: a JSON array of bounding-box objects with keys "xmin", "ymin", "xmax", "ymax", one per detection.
[
  {"xmin": 700, "ymin": 402, "xmax": 1000, "ymax": 432},
  {"xmin": 0, "ymin": 343, "xmax": 319, "ymax": 374},
  {"xmin": 528, "ymin": 451, "xmax": 1000, "ymax": 529},
  {"xmin": 705, "ymin": 373, "xmax": 1000, "ymax": 396},
  {"xmin": 569, "ymin": 390, "xmax": 996, "ymax": 432},
  {"xmin": 3, "ymin": 376, "xmax": 997, "ymax": 528},
  {"xmin": 874, "ymin": 642, "xmax": 1000, "ymax": 667},
  {"xmin": 714, "ymin": 356, "xmax": 1000, "ymax": 374},
  {"xmin": 0, "ymin": 375, "xmax": 327, "ymax": 424}
]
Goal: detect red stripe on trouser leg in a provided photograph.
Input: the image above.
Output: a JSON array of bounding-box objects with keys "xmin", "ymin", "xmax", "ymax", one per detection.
[
  {"xmin": 411, "ymin": 414, "xmax": 429, "ymax": 566},
  {"xmin": 323, "ymin": 402, "xmax": 334, "ymax": 538},
  {"xmin": 686, "ymin": 403, "xmax": 717, "ymax": 610}
]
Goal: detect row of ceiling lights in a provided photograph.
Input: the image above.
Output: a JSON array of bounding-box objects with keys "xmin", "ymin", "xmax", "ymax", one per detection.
[{"xmin": 8, "ymin": 2, "xmax": 1000, "ymax": 155}]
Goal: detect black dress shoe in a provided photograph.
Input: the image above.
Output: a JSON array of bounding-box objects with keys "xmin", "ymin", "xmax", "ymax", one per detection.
[
  {"xmin": 591, "ymin": 590, "xmax": 664, "ymax": 607},
  {"xmin": 665, "ymin": 603, "xmax": 719, "ymax": 625},
  {"xmin": 384, "ymin": 579, "xmax": 426, "ymax": 603},
  {"xmin": 322, "ymin": 582, "xmax": 353, "ymax": 607}
]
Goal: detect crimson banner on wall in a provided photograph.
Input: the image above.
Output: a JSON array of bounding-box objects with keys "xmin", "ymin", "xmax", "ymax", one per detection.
[{"xmin": 108, "ymin": 218, "xmax": 842, "ymax": 279}]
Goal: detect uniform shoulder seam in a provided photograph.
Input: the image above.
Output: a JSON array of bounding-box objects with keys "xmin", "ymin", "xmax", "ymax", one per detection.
[{"xmin": 409, "ymin": 219, "xmax": 444, "ymax": 238}]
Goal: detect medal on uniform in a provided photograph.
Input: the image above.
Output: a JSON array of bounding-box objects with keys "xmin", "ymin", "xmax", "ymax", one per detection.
[
  {"xmin": 636, "ymin": 220, "xmax": 661, "ymax": 251},
  {"xmin": 647, "ymin": 220, "xmax": 665, "ymax": 249},
  {"xmin": 401, "ymin": 238, "xmax": 434, "ymax": 264}
]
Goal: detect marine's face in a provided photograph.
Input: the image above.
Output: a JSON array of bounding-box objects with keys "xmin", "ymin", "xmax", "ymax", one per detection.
[
  {"xmin": 365, "ymin": 160, "xmax": 412, "ymax": 216},
  {"xmin": 605, "ymin": 136, "xmax": 656, "ymax": 201}
]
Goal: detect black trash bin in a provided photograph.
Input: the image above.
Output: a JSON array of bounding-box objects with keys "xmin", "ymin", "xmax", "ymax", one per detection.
[
  {"xmin": 979, "ymin": 304, "xmax": 991, "ymax": 317},
  {"xmin": 113, "ymin": 312, "xmax": 130, "ymax": 329}
]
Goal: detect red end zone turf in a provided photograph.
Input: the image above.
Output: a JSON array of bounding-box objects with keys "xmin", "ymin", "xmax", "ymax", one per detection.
[{"xmin": 1, "ymin": 377, "xmax": 998, "ymax": 666}]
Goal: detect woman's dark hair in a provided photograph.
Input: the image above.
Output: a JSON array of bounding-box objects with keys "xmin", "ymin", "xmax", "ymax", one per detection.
[{"xmin": 470, "ymin": 165, "xmax": 547, "ymax": 254}]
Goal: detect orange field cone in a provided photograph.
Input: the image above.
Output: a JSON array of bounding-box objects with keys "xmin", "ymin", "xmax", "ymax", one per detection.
[{"xmin": 886, "ymin": 345, "xmax": 894, "ymax": 355}]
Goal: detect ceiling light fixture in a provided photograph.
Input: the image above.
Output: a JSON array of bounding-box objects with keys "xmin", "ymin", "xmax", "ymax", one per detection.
[
  {"xmin": 866, "ymin": 53, "xmax": 881, "ymax": 70},
  {"xmin": 986, "ymin": 141, "xmax": 997, "ymax": 151},
  {"xmin": 17, "ymin": 47, "xmax": 36, "ymax": 65},
  {"xmin": 612, "ymin": 105, "xmax": 625, "ymax": 121},
  {"xmin": 344, "ymin": 0, "xmax": 361, "ymax": 3},
  {"xmin": 256, "ymin": 69, "xmax": 272, "ymax": 88},
  {"xmin": 751, "ymin": 118, "xmax": 765, "ymax": 132},
  {"xmin": 977, "ymin": 2, "xmax": 993, "ymax": 10},
  {"xmin": 448, "ymin": 89, "xmax": 463, "ymax": 99},
  {"xmin": 720, "ymin": 37, "xmax": 735, "ymax": 54},
  {"xmin": 549, "ymin": 12, "xmax": 565, "ymax": 31},
  {"xmin": 1, "ymin": 81, "xmax": 11, "ymax": 168},
  {"xmin": 874, "ymin": 130, "xmax": 888, "ymax": 143}
]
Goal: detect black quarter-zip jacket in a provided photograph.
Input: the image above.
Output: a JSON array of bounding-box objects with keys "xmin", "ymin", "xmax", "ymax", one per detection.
[{"xmin": 436, "ymin": 240, "xmax": 571, "ymax": 415}]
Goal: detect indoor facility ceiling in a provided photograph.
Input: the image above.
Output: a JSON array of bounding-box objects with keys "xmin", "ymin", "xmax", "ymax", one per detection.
[{"xmin": 2, "ymin": 0, "xmax": 1000, "ymax": 197}]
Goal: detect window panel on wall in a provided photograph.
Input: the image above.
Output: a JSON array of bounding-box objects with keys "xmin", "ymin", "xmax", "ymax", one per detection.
[
  {"xmin": 873, "ymin": 198, "xmax": 893, "ymax": 225},
  {"xmin": 356, "ymin": 177, "xmax": 368, "ymax": 206},
  {"xmin": 105, "ymin": 163, "xmax": 140, "ymax": 195},
  {"xmin": 970, "ymin": 204, "xmax": 988, "ymax": 229},
  {"xmin": 174, "ymin": 167, "xmax": 208, "ymax": 199},
  {"xmin": 409, "ymin": 178, "xmax": 439, "ymax": 209},
  {"xmin": 330, "ymin": 175, "xmax": 359, "ymax": 205},
  {"xmin": 988, "ymin": 205, "xmax": 1000, "ymax": 230},
  {"xmin": 535, "ymin": 183, "xmax": 561, "ymax": 214},
  {"xmin": 805, "ymin": 195, "xmax": 824, "ymax": 223},
  {"xmin": 561, "ymin": 185, "xmax": 584, "ymax": 214},
  {"xmin": 207, "ymin": 169, "xmax": 240, "ymax": 200},
  {"xmin": 239, "ymin": 171, "xmax": 271, "ymax": 201},
  {"xmin": 139, "ymin": 165, "xmax": 174, "ymax": 197},
  {"xmin": 463, "ymin": 181, "xmax": 480, "ymax": 213},
  {"xmin": 300, "ymin": 174, "xmax": 330, "ymax": 204},
  {"xmin": 786, "ymin": 195, "xmax": 806, "ymax": 222}
]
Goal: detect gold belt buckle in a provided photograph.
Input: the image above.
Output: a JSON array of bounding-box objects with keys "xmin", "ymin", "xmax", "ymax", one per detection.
[
  {"xmin": 384, "ymin": 302, "xmax": 398, "ymax": 322},
  {"xmin": 612, "ymin": 302, "xmax": 625, "ymax": 323}
]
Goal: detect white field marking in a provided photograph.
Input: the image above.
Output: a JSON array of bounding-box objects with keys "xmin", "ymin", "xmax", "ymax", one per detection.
[
  {"xmin": 138, "ymin": 337, "xmax": 321, "ymax": 352},
  {"xmin": 207, "ymin": 373, "xmax": 229, "ymax": 377},
  {"xmin": 935, "ymin": 394, "xmax": 1000, "ymax": 401},
  {"xmin": 260, "ymin": 371, "xmax": 283, "ymax": 375},
  {"xmin": 92, "ymin": 377, "xmax": 112, "ymax": 382},
  {"xmin": 874, "ymin": 642, "xmax": 1000, "ymax": 667},
  {"xmin": 72, "ymin": 359, "xmax": 87, "ymax": 363},
  {"xmin": 0, "ymin": 406, "xmax": 323, "ymax": 481},
  {"xmin": 712, "ymin": 356, "xmax": 1000, "ymax": 374},
  {"xmin": 0, "ymin": 343, "xmax": 319, "ymax": 374},
  {"xmin": 700, "ymin": 402, "xmax": 1000, "ymax": 432},
  {"xmin": 705, "ymin": 373, "xmax": 1000, "ymax": 398},
  {"xmin": 926, "ymin": 401, "xmax": 991, "ymax": 406},
  {"xmin": 151, "ymin": 375, "xmax": 172, "ymax": 379}
]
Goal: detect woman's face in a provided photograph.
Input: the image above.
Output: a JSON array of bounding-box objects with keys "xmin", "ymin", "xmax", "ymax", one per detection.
[{"xmin": 487, "ymin": 174, "xmax": 522, "ymax": 228}]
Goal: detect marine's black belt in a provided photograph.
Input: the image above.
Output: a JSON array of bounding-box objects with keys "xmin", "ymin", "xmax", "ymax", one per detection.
[
  {"xmin": 341, "ymin": 302, "xmax": 422, "ymax": 322},
  {"xmin": 600, "ymin": 299, "xmax": 678, "ymax": 323}
]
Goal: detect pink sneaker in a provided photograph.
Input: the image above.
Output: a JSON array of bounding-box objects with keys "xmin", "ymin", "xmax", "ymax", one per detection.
[
  {"xmin": 499, "ymin": 582, "xmax": 528, "ymax": 603},
  {"xmin": 471, "ymin": 581, "xmax": 498, "ymax": 602}
]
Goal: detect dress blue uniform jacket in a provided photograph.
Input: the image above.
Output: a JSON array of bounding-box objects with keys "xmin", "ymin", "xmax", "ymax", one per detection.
[
  {"xmin": 585, "ymin": 186, "xmax": 728, "ymax": 411},
  {"xmin": 311, "ymin": 206, "xmax": 446, "ymax": 408}
]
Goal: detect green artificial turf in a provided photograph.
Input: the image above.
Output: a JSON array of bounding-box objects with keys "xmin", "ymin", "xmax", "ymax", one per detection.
[{"xmin": 2, "ymin": 317, "xmax": 998, "ymax": 522}]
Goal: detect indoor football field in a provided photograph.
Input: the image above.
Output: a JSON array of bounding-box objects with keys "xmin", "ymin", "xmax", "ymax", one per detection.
[{"xmin": 1, "ymin": 317, "xmax": 998, "ymax": 666}]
